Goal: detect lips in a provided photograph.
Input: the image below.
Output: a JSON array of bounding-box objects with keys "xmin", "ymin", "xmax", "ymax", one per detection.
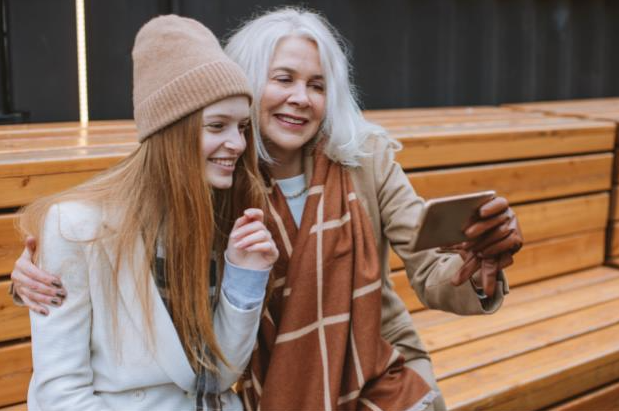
[
  {"xmin": 208, "ymin": 157, "xmax": 237, "ymax": 168},
  {"xmin": 274, "ymin": 113, "xmax": 308, "ymax": 126}
]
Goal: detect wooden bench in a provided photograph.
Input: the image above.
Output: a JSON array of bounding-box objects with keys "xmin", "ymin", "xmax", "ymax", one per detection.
[
  {"xmin": 1, "ymin": 110, "xmax": 618, "ymax": 410},
  {"xmin": 0, "ymin": 121, "xmax": 137, "ymax": 409},
  {"xmin": 505, "ymin": 98, "xmax": 619, "ymax": 267},
  {"xmin": 366, "ymin": 106, "xmax": 619, "ymax": 410}
]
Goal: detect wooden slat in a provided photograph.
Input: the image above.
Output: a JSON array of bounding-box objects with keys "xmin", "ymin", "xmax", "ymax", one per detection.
[
  {"xmin": 0, "ymin": 119, "xmax": 134, "ymax": 135},
  {"xmin": 0, "ymin": 403, "xmax": 26, "ymax": 411},
  {"xmin": 0, "ymin": 214, "xmax": 21, "ymax": 275},
  {"xmin": 608, "ymin": 221, "xmax": 619, "ymax": 258},
  {"xmin": 0, "ymin": 281, "xmax": 29, "ymax": 342},
  {"xmin": 0, "ymin": 146, "xmax": 132, "ymax": 177},
  {"xmin": 433, "ymin": 298, "xmax": 619, "ymax": 380},
  {"xmin": 547, "ymin": 380, "xmax": 619, "ymax": 411},
  {"xmin": 506, "ymin": 98, "xmax": 619, "ymax": 122},
  {"xmin": 419, "ymin": 274, "xmax": 619, "ymax": 353},
  {"xmin": 0, "ymin": 343, "xmax": 32, "ymax": 407},
  {"xmin": 411, "ymin": 267, "xmax": 619, "ymax": 329},
  {"xmin": 407, "ymin": 153, "xmax": 613, "ymax": 203},
  {"xmin": 513, "ymin": 193, "xmax": 608, "ymax": 242},
  {"xmin": 440, "ymin": 323, "xmax": 619, "ymax": 411},
  {"xmin": 388, "ymin": 194, "xmax": 609, "ymax": 272},
  {"xmin": 394, "ymin": 121, "xmax": 615, "ymax": 169},
  {"xmin": 363, "ymin": 106, "xmax": 504, "ymax": 119},
  {"xmin": 0, "ymin": 170, "xmax": 101, "ymax": 208},
  {"xmin": 505, "ymin": 229, "xmax": 605, "ymax": 287},
  {"xmin": 0, "ymin": 133, "xmax": 136, "ymax": 153}
]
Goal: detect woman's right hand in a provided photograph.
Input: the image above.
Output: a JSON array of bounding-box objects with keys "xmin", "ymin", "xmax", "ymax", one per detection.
[
  {"xmin": 226, "ymin": 208, "xmax": 279, "ymax": 271},
  {"xmin": 10, "ymin": 237, "xmax": 67, "ymax": 315}
]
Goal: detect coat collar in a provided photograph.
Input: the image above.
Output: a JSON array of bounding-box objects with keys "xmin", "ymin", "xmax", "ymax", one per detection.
[{"xmin": 100, "ymin": 230, "xmax": 196, "ymax": 392}]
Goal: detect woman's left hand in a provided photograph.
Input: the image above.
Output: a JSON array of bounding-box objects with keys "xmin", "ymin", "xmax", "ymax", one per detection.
[
  {"xmin": 448, "ymin": 196, "xmax": 523, "ymax": 297},
  {"xmin": 464, "ymin": 196, "xmax": 523, "ymax": 259},
  {"xmin": 226, "ymin": 208, "xmax": 279, "ymax": 271}
]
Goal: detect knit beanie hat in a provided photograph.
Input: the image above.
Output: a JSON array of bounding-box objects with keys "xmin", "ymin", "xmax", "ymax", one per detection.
[{"xmin": 132, "ymin": 15, "xmax": 252, "ymax": 142}]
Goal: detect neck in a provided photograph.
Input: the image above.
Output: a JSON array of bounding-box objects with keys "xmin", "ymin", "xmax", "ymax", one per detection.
[{"xmin": 268, "ymin": 148, "xmax": 304, "ymax": 179}]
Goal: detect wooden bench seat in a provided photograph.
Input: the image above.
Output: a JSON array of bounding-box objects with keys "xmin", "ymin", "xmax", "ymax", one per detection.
[
  {"xmin": 1, "ymin": 108, "xmax": 617, "ymax": 410},
  {"xmin": 547, "ymin": 380, "xmax": 619, "ymax": 411},
  {"xmin": 411, "ymin": 266, "xmax": 619, "ymax": 411}
]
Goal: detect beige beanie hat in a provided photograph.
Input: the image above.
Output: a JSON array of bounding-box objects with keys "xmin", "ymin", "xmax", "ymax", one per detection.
[{"xmin": 132, "ymin": 15, "xmax": 252, "ymax": 142}]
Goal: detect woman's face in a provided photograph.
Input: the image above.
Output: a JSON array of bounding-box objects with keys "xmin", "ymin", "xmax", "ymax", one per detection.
[
  {"xmin": 259, "ymin": 36, "xmax": 326, "ymax": 160},
  {"xmin": 201, "ymin": 95, "xmax": 250, "ymax": 189}
]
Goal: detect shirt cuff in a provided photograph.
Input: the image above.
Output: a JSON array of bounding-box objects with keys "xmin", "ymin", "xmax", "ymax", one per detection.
[{"xmin": 221, "ymin": 253, "xmax": 270, "ymax": 310}]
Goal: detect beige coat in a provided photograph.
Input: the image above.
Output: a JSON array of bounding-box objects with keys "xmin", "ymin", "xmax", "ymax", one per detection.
[{"xmin": 304, "ymin": 135, "xmax": 509, "ymax": 364}]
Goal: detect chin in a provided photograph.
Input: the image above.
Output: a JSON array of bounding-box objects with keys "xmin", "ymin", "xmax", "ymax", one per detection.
[{"xmin": 209, "ymin": 178, "xmax": 233, "ymax": 190}]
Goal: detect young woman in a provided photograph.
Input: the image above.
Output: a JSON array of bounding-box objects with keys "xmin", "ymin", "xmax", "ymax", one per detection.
[
  {"xmin": 17, "ymin": 15, "xmax": 277, "ymax": 411},
  {"xmin": 12, "ymin": 7, "xmax": 522, "ymax": 411}
]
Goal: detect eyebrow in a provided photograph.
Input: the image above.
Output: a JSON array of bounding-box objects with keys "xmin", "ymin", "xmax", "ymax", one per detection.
[
  {"xmin": 202, "ymin": 114, "xmax": 250, "ymax": 122},
  {"xmin": 271, "ymin": 66, "xmax": 324, "ymax": 80}
]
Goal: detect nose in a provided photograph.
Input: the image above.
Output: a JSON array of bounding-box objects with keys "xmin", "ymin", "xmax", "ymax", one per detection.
[
  {"xmin": 287, "ymin": 82, "xmax": 310, "ymax": 107},
  {"xmin": 223, "ymin": 127, "xmax": 246, "ymax": 154}
]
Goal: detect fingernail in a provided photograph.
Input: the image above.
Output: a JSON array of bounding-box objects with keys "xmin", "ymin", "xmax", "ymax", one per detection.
[
  {"xmin": 40, "ymin": 309, "xmax": 48, "ymax": 316},
  {"xmin": 52, "ymin": 280, "xmax": 62, "ymax": 288},
  {"xmin": 56, "ymin": 291, "xmax": 66, "ymax": 298},
  {"xmin": 51, "ymin": 298, "xmax": 61, "ymax": 306}
]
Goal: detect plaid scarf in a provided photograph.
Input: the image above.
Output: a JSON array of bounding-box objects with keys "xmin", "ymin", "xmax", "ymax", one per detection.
[
  {"xmin": 240, "ymin": 144, "xmax": 435, "ymax": 410},
  {"xmin": 154, "ymin": 255, "xmax": 221, "ymax": 411}
]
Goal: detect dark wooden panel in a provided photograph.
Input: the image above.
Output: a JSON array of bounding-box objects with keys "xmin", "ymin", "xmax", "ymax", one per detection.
[{"xmin": 6, "ymin": 0, "xmax": 78, "ymax": 122}]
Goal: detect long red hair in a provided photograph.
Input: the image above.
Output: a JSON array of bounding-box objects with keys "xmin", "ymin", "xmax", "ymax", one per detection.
[{"xmin": 20, "ymin": 108, "xmax": 266, "ymax": 371}]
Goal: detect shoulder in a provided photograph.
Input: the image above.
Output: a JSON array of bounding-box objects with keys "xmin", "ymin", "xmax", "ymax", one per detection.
[{"xmin": 44, "ymin": 201, "xmax": 104, "ymax": 242}]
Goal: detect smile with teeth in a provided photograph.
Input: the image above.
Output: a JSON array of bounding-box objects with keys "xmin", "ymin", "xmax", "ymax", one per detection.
[
  {"xmin": 275, "ymin": 114, "xmax": 307, "ymax": 125},
  {"xmin": 208, "ymin": 158, "xmax": 236, "ymax": 167}
]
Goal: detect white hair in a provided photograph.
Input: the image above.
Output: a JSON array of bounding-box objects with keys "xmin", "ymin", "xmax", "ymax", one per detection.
[{"xmin": 224, "ymin": 7, "xmax": 400, "ymax": 167}]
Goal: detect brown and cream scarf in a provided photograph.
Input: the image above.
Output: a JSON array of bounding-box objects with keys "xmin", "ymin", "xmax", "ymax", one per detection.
[{"xmin": 241, "ymin": 143, "xmax": 435, "ymax": 410}]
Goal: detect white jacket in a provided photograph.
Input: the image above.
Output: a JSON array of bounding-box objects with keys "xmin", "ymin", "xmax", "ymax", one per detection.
[{"xmin": 28, "ymin": 201, "xmax": 263, "ymax": 411}]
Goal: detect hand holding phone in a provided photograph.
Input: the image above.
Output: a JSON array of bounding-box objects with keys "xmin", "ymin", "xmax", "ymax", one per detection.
[{"xmin": 411, "ymin": 190, "xmax": 496, "ymax": 252}]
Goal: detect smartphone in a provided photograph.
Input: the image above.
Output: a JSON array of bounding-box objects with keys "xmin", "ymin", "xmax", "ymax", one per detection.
[{"xmin": 411, "ymin": 190, "xmax": 496, "ymax": 252}]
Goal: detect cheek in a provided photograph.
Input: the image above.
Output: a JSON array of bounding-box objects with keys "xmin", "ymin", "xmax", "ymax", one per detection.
[{"xmin": 311, "ymin": 93, "xmax": 326, "ymax": 117}]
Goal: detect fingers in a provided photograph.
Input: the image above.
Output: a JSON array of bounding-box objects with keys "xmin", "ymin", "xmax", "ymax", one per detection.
[
  {"xmin": 13, "ymin": 253, "xmax": 65, "ymax": 292},
  {"xmin": 451, "ymin": 252, "xmax": 480, "ymax": 286},
  {"xmin": 230, "ymin": 220, "xmax": 269, "ymax": 242},
  {"xmin": 478, "ymin": 197, "xmax": 509, "ymax": 219},
  {"xmin": 480, "ymin": 259, "xmax": 499, "ymax": 297},
  {"xmin": 233, "ymin": 228, "xmax": 271, "ymax": 249},
  {"xmin": 465, "ymin": 210, "xmax": 511, "ymax": 239},
  {"xmin": 19, "ymin": 293, "xmax": 49, "ymax": 316},
  {"xmin": 498, "ymin": 252, "xmax": 514, "ymax": 269},
  {"xmin": 478, "ymin": 228, "xmax": 522, "ymax": 258}
]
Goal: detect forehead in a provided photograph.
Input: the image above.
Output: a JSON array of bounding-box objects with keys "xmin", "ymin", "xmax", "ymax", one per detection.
[
  {"xmin": 202, "ymin": 96, "xmax": 250, "ymax": 118},
  {"xmin": 270, "ymin": 36, "xmax": 323, "ymax": 74}
]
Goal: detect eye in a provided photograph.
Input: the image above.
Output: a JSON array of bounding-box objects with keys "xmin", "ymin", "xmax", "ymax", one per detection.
[
  {"xmin": 204, "ymin": 122, "xmax": 224, "ymax": 132},
  {"xmin": 309, "ymin": 82, "xmax": 325, "ymax": 92},
  {"xmin": 274, "ymin": 75, "xmax": 292, "ymax": 84}
]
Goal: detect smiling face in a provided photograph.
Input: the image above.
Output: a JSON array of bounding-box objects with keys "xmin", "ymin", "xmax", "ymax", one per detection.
[
  {"xmin": 201, "ymin": 96, "xmax": 251, "ymax": 189},
  {"xmin": 259, "ymin": 36, "xmax": 326, "ymax": 165}
]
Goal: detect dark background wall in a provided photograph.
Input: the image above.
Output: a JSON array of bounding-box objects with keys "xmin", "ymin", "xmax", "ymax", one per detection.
[{"xmin": 1, "ymin": 0, "xmax": 618, "ymax": 123}]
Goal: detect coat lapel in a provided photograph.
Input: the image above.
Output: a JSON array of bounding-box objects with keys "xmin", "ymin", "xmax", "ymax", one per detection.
[{"xmin": 100, "ymin": 233, "xmax": 196, "ymax": 392}]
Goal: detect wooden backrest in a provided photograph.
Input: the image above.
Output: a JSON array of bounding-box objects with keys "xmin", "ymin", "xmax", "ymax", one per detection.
[{"xmin": 363, "ymin": 106, "xmax": 616, "ymax": 312}]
